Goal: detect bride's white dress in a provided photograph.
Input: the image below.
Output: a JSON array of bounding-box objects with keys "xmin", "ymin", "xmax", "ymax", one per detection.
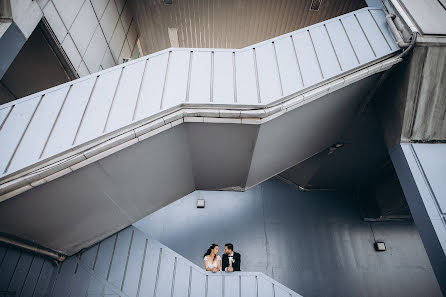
[{"xmin": 204, "ymin": 255, "xmax": 221, "ymax": 269}]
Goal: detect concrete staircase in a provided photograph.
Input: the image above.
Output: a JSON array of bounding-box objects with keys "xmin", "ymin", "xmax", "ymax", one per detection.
[
  {"xmin": 0, "ymin": 7, "xmax": 401, "ymax": 256},
  {"xmin": 0, "ymin": 225, "xmax": 303, "ymax": 296},
  {"xmin": 30, "ymin": 226, "xmax": 304, "ymax": 296}
]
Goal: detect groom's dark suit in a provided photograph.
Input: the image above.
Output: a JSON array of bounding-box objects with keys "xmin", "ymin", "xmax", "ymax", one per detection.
[{"xmin": 222, "ymin": 252, "xmax": 241, "ymax": 271}]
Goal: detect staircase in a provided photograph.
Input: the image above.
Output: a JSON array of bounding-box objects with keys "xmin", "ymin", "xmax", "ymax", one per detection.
[
  {"xmin": 0, "ymin": 226, "xmax": 303, "ymax": 297},
  {"xmin": 0, "ymin": 7, "xmax": 400, "ymax": 256}
]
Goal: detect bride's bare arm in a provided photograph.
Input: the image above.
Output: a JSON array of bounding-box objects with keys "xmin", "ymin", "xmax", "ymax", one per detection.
[{"xmin": 217, "ymin": 258, "xmax": 221, "ymax": 271}]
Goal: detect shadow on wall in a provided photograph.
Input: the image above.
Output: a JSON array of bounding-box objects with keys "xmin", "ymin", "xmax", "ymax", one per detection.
[
  {"xmin": 0, "ymin": 23, "xmax": 71, "ymax": 104},
  {"xmin": 133, "ymin": 178, "xmax": 442, "ymax": 297}
]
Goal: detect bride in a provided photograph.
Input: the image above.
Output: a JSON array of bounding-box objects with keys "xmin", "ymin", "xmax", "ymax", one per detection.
[{"xmin": 203, "ymin": 243, "xmax": 221, "ymax": 272}]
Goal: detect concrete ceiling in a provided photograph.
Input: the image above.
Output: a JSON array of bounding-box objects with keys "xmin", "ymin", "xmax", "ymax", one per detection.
[
  {"xmin": 279, "ymin": 104, "xmax": 390, "ymax": 190},
  {"xmin": 278, "ymin": 102, "xmax": 411, "ymax": 219}
]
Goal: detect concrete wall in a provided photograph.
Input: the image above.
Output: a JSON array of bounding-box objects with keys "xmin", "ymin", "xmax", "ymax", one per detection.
[
  {"xmin": 1, "ymin": 25, "xmax": 72, "ymax": 103},
  {"xmin": 0, "ymin": 22, "xmax": 26, "ymax": 79},
  {"xmin": 10, "ymin": 0, "xmax": 42, "ymax": 39},
  {"xmin": 374, "ymin": 43, "xmax": 446, "ymax": 148},
  {"xmin": 372, "ymin": 3, "xmax": 446, "ymax": 146},
  {"xmin": 134, "ymin": 178, "xmax": 442, "ymax": 297},
  {"xmin": 0, "ymin": 124, "xmax": 195, "ymax": 255},
  {"xmin": 400, "ymin": 44, "xmax": 446, "ymax": 141},
  {"xmin": 373, "ymin": 59, "xmax": 411, "ymax": 150},
  {"xmin": 391, "ymin": 143, "xmax": 446, "ymax": 295}
]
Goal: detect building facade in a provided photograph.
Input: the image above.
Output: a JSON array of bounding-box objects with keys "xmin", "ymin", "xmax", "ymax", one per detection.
[{"xmin": 0, "ymin": 0, "xmax": 445, "ymax": 296}]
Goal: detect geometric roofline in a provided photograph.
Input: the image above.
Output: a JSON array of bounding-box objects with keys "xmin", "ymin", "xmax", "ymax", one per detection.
[{"xmin": 0, "ymin": 7, "xmax": 400, "ymax": 202}]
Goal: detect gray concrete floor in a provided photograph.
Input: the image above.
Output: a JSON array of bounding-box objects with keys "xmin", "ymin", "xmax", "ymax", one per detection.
[{"xmin": 134, "ymin": 178, "xmax": 442, "ymax": 297}]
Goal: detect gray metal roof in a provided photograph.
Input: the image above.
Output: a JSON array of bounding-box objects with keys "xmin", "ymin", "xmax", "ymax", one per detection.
[
  {"xmin": 0, "ymin": 7, "xmax": 402, "ymax": 255},
  {"xmin": 0, "ymin": 7, "xmax": 398, "ymax": 188}
]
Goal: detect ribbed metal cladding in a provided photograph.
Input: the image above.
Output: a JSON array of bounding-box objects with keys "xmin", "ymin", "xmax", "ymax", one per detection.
[
  {"xmin": 131, "ymin": 0, "xmax": 367, "ymax": 55},
  {"xmin": 0, "ymin": 226, "xmax": 304, "ymax": 297},
  {"xmin": 0, "ymin": 7, "xmax": 399, "ymax": 183}
]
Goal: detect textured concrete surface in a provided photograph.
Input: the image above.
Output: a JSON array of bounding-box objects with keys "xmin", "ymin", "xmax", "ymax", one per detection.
[
  {"xmin": 400, "ymin": 45, "xmax": 446, "ymax": 141},
  {"xmin": 374, "ymin": 44, "xmax": 446, "ymax": 148},
  {"xmin": 134, "ymin": 178, "xmax": 442, "ymax": 297}
]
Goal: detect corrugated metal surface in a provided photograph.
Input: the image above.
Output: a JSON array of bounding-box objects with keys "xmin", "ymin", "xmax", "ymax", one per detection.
[
  {"xmin": 132, "ymin": 0, "xmax": 367, "ymax": 55},
  {"xmin": 0, "ymin": 245, "xmax": 56, "ymax": 297},
  {"xmin": 0, "ymin": 226, "xmax": 303, "ymax": 297},
  {"xmin": 0, "ymin": 7, "xmax": 398, "ymax": 181}
]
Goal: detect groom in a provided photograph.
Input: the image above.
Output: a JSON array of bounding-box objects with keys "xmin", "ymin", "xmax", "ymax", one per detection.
[{"xmin": 222, "ymin": 243, "xmax": 241, "ymax": 272}]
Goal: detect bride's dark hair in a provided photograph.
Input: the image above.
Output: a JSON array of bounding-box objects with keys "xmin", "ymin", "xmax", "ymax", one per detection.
[{"xmin": 203, "ymin": 243, "xmax": 218, "ymax": 260}]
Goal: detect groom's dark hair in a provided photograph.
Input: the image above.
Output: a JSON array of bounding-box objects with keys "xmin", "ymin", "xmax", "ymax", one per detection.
[{"xmin": 225, "ymin": 243, "xmax": 234, "ymax": 251}]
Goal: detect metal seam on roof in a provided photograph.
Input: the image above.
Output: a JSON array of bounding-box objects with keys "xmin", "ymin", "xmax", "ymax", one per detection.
[
  {"xmin": 0, "ymin": 54, "xmax": 400, "ymax": 186},
  {"xmin": 0, "ymin": 7, "xmax": 389, "ymax": 110},
  {"xmin": 0, "ymin": 7, "xmax": 400, "ymax": 196},
  {"xmin": 0, "ymin": 55, "xmax": 401, "ymax": 202}
]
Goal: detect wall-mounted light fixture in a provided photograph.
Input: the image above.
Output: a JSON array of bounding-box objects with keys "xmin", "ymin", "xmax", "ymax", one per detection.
[
  {"xmin": 164, "ymin": 0, "xmax": 173, "ymax": 4},
  {"xmin": 334, "ymin": 143, "xmax": 344, "ymax": 148},
  {"xmin": 197, "ymin": 199, "xmax": 205, "ymax": 208},
  {"xmin": 374, "ymin": 241, "xmax": 386, "ymax": 252},
  {"xmin": 328, "ymin": 142, "xmax": 344, "ymax": 154}
]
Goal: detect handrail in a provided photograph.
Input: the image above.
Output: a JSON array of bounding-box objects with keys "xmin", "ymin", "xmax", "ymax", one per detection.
[
  {"xmin": 134, "ymin": 227, "xmax": 303, "ymax": 297},
  {"xmin": 384, "ymin": 0, "xmax": 419, "ymax": 34},
  {"xmin": 386, "ymin": 14, "xmax": 410, "ymax": 48}
]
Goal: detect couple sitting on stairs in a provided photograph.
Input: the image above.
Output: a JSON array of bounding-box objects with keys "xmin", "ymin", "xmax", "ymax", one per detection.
[{"xmin": 203, "ymin": 243, "xmax": 241, "ymax": 272}]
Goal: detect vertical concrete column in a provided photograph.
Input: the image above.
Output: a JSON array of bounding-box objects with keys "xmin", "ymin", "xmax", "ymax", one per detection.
[
  {"xmin": 391, "ymin": 143, "xmax": 446, "ymax": 295},
  {"xmin": 0, "ymin": 0, "xmax": 25, "ymax": 79}
]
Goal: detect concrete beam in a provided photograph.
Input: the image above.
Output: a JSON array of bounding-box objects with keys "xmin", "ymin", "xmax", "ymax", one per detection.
[
  {"xmin": 391, "ymin": 143, "xmax": 446, "ymax": 295},
  {"xmin": 0, "ymin": 21, "xmax": 26, "ymax": 79}
]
